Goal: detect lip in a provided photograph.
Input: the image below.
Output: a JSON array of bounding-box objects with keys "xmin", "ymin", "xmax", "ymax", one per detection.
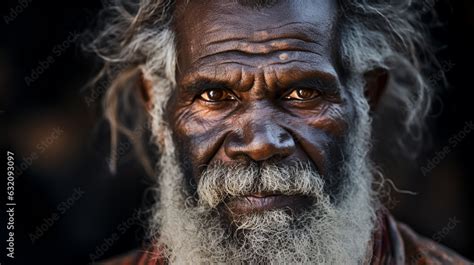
[{"xmin": 224, "ymin": 194, "xmax": 311, "ymax": 215}]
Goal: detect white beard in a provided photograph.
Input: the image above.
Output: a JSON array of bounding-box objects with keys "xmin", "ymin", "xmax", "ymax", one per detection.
[{"xmin": 148, "ymin": 77, "xmax": 378, "ymax": 264}]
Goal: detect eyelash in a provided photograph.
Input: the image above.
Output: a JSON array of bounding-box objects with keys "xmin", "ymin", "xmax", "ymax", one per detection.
[
  {"xmin": 198, "ymin": 88, "xmax": 237, "ymax": 102},
  {"xmin": 196, "ymin": 87, "xmax": 322, "ymax": 102},
  {"xmin": 283, "ymin": 88, "xmax": 321, "ymax": 100}
]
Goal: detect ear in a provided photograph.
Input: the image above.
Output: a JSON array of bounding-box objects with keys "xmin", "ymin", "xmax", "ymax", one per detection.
[
  {"xmin": 139, "ymin": 71, "xmax": 154, "ymax": 111},
  {"xmin": 363, "ymin": 68, "xmax": 389, "ymax": 112}
]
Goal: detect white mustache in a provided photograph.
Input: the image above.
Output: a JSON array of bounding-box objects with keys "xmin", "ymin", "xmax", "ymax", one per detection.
[{"xmin": 197, "ymin": 161, "xmax": 326, "ymax": 208}]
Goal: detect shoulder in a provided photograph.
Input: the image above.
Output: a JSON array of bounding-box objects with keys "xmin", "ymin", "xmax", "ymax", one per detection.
[{"xmin": 396, "ymin": 221, "xmax": 471, "ymax": 265}]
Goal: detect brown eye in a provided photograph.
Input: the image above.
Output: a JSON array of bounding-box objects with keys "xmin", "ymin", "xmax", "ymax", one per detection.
[
  {"xmin": 285, "ymin": 88, "xmax": 320, "ymax": 100},
  {"xmin": 200, "ymin": 89, "xmax": 235, "ymax": 102}
]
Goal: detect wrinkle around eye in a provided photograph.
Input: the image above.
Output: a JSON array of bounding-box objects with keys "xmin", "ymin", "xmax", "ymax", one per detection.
[
  {"xmin": 174, "ymin": 105, "xmax": 230, "ymax": 135},
  {"xmin": 191, "ymin": 93, "xmax": 240, "ymax": 116}
]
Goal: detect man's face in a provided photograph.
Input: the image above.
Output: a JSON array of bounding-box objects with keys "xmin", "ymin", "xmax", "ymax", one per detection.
[
  {"xmin": 156, "ymin": 1, "xmax": 376, "ymax": 263},
  {"xmin": 168, "ymin": 0, "xmax": 354, "ymax": 216}
]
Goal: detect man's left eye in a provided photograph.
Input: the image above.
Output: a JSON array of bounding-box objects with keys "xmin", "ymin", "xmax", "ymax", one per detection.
[{"xmin": 284, "ymin": 88, "xmax": 320, "ymax": 100}]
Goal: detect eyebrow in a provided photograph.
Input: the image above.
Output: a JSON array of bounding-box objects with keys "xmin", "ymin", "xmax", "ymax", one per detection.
[
  {"xmin": 179, "ymin": 69, "xmax": 341, "ymax": 96},
  {"xmin": 286, "ymin": 76, "xmax": 340, "ymax": 94},
  {"xmin": 181, "ymin": 78, "xmax": 233, "ymax": 96}
]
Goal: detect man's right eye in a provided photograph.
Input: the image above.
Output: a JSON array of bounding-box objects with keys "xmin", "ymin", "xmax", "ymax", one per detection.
[{"xmin": 199, "ymin": 89, "xmax": 236, "ymax": 102}]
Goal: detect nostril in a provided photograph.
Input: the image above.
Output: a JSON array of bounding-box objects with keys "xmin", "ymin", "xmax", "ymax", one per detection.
[
  {"xmin": 278, "ymin": 132, "xmax": 291, "ymax": 143},
  {"xmin": 224, "ymin": 124, "xmax": 296, "ymax": 162}
]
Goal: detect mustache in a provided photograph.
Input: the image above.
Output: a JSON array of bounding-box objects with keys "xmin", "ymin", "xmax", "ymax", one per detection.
[{"xmin": 196, "ymin": 160, "xmax": 326, "ymax": 208}]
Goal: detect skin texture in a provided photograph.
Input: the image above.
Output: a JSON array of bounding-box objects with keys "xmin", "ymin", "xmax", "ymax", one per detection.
[{"xmin": 163, "ymin": 0, "xmax": 385, "ymax": 217}]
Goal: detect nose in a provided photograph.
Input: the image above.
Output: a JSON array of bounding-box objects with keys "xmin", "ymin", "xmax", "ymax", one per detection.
[{"xmin": 224, "ymin": 122, "xmax": 296, "ymax": 162}]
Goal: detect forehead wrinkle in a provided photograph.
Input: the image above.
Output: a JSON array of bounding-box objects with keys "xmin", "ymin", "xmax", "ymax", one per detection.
[
  {"xmin": 265, "ymin": 67, "xmax": 279, "ymax": 91},
  {"xmin": 175, "ymin": 1, "xmax": 341, "ymax": 81},
  {"xmin": 198, "ymin": 57, "xmax": 333, "ymax": 76},
  {"xmin": 204, "ymin": 21, "xmax": 325, "ymax": 45},
  {"xmin": 206, "ymin": 39, "xmax": 323, "ymax": 55},
  {"xmin": 192, "ymin": 49, "xmax": 323, "ymax": 69},
  {"xmin": 189, "ymin": 23, "xmax": 331, "ymax": 71},
  {"xmin": 197, "ymin": 24, "xmax": 326, "ymax": 62}
]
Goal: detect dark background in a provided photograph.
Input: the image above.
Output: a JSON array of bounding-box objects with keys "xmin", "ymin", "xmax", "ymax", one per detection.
[{"xmin": 1, "ymin": 1, "xmax": 473, "ymax": 264}]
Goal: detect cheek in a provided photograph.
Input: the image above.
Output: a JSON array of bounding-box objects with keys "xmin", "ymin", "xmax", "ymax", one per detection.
[
  {"xmin": 288, "ymin": 103, "xmax": 353, "ymax": 198},
  {"xmin": 171, "ymin": 106, "xmax": 232, "ymax": 178},
  {"xmin": 285, "ymin": 103, "xmax": 351, "ymax": 176},
  {"xmin": 307, "ymin": 104, "xmax": 349, "ymax": 136}
]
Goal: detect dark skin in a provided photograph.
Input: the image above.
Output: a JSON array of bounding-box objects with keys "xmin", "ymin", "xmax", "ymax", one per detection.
[{"xmin": 157, "ymin": 0, "xmax": 387, "ymax": 219}]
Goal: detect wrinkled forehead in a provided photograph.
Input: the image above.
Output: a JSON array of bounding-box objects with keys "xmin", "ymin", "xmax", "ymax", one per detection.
[{"xmin": 173, "ymin": 0, "xmax": 339, "ymax": 69}]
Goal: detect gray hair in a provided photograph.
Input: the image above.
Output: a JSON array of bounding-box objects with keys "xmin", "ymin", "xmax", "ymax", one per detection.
[{"xmin": 84, "ymin": 0, "xmax": 438, "ymax": 171}]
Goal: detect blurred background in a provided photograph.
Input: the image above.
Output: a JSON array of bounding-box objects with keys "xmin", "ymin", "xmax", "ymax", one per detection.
[{"xmin": 1, "ymin": 1, "xmax": 473, "ymax": 264}]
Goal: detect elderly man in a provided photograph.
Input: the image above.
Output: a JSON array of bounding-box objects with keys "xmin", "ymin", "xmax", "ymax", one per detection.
[{"xmin": 88, "ymin": 0, "xmax": 470, "ymax": 264}]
